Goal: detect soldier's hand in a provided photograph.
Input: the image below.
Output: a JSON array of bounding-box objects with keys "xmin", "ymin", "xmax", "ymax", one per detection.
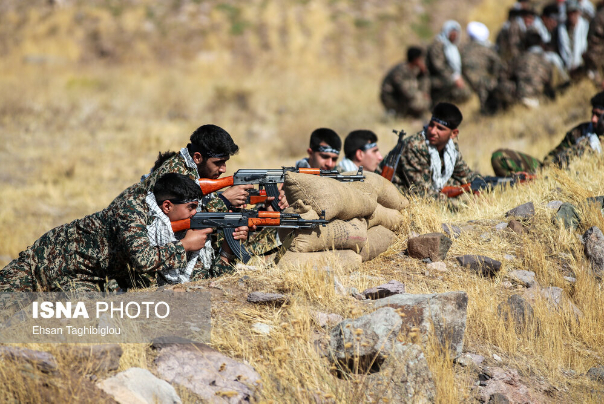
[
  {"xmin": 181, "ymin": 228, "xmax": 213, "ymax": 252},
  {"xmin": 231, "ymin": 226, "xmax": 249, "ymax": 241},
  {"xmin": 222, "ymin": 184, "xmax": 254, "ymax": 208},
  {"xmin": 454, "ymin": 77, "xmax": 465, "ymax": 89}
]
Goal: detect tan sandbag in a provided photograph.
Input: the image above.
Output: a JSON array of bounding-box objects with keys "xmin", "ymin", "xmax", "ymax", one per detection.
[
  {"xmin": 286, "ymin": 218, "xmax": 367, "ymax": 253},
  {"xmin": 277, "ymin": 250, "xmax": 362, "ymax": 271},
  {"xmin": 283, "ymin": 172, "xmax": 377, "ymax": 221},
  {"xmin": 366, "ymin": 203, "xmax": 404, "ymax": 231},
  {"xmin": 345, "ymin": 171, "xmax": 409, "ymax": 211},
  {"xmin": 360, "ymin": 226, "xmax": 396, "ymax": 262}
]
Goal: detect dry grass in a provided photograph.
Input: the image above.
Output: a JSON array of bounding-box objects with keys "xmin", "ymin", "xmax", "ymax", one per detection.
[{"xmin": 2, "ymin": 0, "xmax": 604, "ymax": 402}]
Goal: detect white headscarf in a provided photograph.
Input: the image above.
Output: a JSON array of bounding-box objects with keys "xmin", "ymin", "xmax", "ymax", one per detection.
[
  {"xmin": 558, "ymin": 16, "xmax": 589, "ymax": 70},
  {"xmin": 577, "ymin": 122, "xmax": 603, "ymax": 154},
  {"xmin": 145, "ymin": 192, "xmax": 214, "ymax": 284},
  {"xmin": 467, "ymin": 21, "xmax": 490, "ymax": 45},
  {"xmin": 437, "ymin": 20, "xmax": 463, "ymax": 80}
]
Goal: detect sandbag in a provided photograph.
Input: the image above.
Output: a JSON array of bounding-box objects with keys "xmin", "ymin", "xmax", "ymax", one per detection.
[
  {"xmin": 345, "ymin": 171, "xmax": 409, "ymax": 211},
  {"xmin": 360, "ymin": 226, "xmax": 396, "ymax": 262},
  {"xmin": 283, "ymin": 172, "xmax": 377, "ymax": 221},
  {"xmin": 366, "ymin": 203, "xmax": 404, "ymax": 231},
  {"xmin": 277, "ymin": 250, "xmax": 362, "ymax": 271},
  {"xmin": 286, "ymin": 218, "xmax": 367, "ymax": 253}
]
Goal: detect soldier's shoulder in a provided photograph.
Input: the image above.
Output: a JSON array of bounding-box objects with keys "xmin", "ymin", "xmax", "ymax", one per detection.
[{"xmin": 403, "ymin": 131, "xmax": 428, "ymax": 150}]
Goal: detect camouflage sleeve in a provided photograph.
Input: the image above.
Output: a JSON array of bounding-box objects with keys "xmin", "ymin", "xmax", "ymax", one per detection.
[
  {"xmin": 448, "ymin": 148, "xmax": 479, "ymax": 186},
  {"xmin": 400, "ymin": 141, "xmax": 441, "ymax": 199},
  {"xmin": 428, "ymin": 42, "xmax": 456, "ymax": 84},
  {"xmin": 543, "ymin": 126, "xmax": 582, "ymax": 165},
  {"xmin": 115, "ymin": 205, "xmax": 189, "ymax": 275},
  {"xmin": 548, "ymin": 137, "xmax": 595, "ymax": 167}
]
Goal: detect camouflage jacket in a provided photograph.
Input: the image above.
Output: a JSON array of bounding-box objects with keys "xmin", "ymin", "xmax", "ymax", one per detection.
[
  {"xmin": 543, "ymin": 122, "xmax": 603, "ymax": 166},
  {"xmin": 0, "ymin": 188, "xmax": 233, "ymax": 292},
  {"xmin": 461, "ymin": 41, "xmax": 505, "ymax": 93},
  {"xmin": 509, "ymin": 48, "xmax": 553, "ymax": 99},
  {"xmin": 110, "ymin": 151, "xmax": 227, "ymax": 213},
  {"xmin": 426, "ymin": 40, "xmax": 458, "ymax": 90},
  {"xmin": 386, "ymin": 130, "xmax": 478, "ymax": 199},
  {"xmin": 380, "ymin": 62, "xmax": 431, "ymax": 115},
  {"xmin": 496, "ymin": 19, "xmax": 525, "ymax": 63},
  {"xmin": 585, "ymin": 8, "xmax": 604, "ymax": 72}
]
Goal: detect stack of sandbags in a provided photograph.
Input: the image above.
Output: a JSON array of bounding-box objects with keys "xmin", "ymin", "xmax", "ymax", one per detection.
[{"xmin": 278, "ymin": 171, "xmax": 408, "ymax": 267}]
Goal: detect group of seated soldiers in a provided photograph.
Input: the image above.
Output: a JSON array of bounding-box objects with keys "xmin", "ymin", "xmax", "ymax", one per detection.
[
  {"xmin": 2, "ymin": 91, "xmax": 602, "ymax": 293},
  {"xmin": 381, "ymin": 0, "xmax": 604, "ymax": 116}
]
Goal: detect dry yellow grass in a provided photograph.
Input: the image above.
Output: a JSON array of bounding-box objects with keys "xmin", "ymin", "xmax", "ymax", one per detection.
[{"xmin": 1, "ymin": 0, "xmax": 604, "ymax": 402}]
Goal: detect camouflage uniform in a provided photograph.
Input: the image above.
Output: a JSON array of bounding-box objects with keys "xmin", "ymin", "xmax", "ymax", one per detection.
[
  {"xmin": 0, "ymin": 191, "xmax": 231, "ymax": 292},
  {"xmin": 491, "ymin": 122, "xmax": 602, "ymax": 175},
  {"xmin": 385, "ymin": 130, "xmax": 478, "ymax": 199},
  {"xmin": 380, "ymin": 62, "xmax": 431, "ymax": 118},
  {"xmin": 496, "ymin": 18, "xmax": 525, "ymax": 63},
  {"xmin": 460, "ymin": 41, "xmax": 506, "ymax": 112},
  {"xmin": 584, "ymin": 7, "xmax": 604, "ymax": 84},
  {"xmin": 509, "ymin": 47, "xmax": 554, "ymax": 100},
  {"xmin": 426, "ymin": 40, "xmax": 472, "ymax": 105}
]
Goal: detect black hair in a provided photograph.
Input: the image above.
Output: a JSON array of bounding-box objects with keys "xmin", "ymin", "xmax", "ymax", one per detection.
[
  {"xmin": 525, "ymin": 31, "xmax": 543, "ymax": 48},
  {"xmin": 508, "ymin": 9, "xmax": 522, "ymax": 19},
  {"xmin": 407, "ymin": 46, "xmax": 423, "ymax": 62},
  {"xmin": 432, "ymin": 102, "xmax": 463, "ymax": 129},
  {"xmin": 518, "ymin": 8, "xmax": 536, "ymax": 17},
  {"xmin": 153, "ymin": 173, "xmax": 203, "ymax": 205},
  {"xmin": 542, "ymin": 4, "xmax": 559, "ymax": 18},
  {"xmin": 309, "ymin": 128, "xmax": 342, "ymax": 151},
  {"xmin": 187, "ymin": 124, "xmax": 239, "ymax": 158},
  {"xmin": 343, "ymin": 130, "xmax": 378, "ymax": 160},
  {"xmin": 151, "ymin": 151, "xmax": 178, "ymax": 173},
  {"xmin": 591, "ymin": 91, "xmax": 604, "ymax": 108}
]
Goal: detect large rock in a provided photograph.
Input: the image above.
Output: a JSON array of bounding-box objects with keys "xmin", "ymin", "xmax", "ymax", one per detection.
[
  {"xmin": 505, "ymin": 202, "xmax": 535, "ymax": 220},
  {"xmin": 497, "ymin": 295, "xmax": 538, "ymax": 334},
  {"xmin": 0, "ymin": 346, "xmax": 58, "ymax": 374},
  {"xmin": 328, "ymin": 308, "xmax": 436, "ymax": 402},
  {"xmin": 587, "ymin": 365, "xmax": 604, "ymax": 383},
  {"xmin": 153, "ymin": 339, "xmax": 261, "ymax": 403},
  {"xmin": 372, "ymin": 291, "xmax": 468, "ymax": 358},
  {"xmin": 554, "ymin": 203, "xmax": 580, "ymax": 230},
  {"xmin": 456, "ymin": 255, "xmax": 502, "ymax": 277},
  {"xmin": 523, "ymin": 287, "xmax": 583, "ymax": 318},
  {"xmin": 507, "ymin": 220, "xmax": 526, "ymax": 235},
  {"xmin": 407, "ymin": 233, "xmax": 452, "ymax": 262},
  {"xmin": 97, "ymin": 367, "xmax": 181, "ymax": 404},
  {"xmin": 479, "ymin": 367, "xmax": 545, "ymax": 403},
  {"xmin": 362, "ymin": 280, "xmax": 406, "ymax": 300},
  {"xmin": 583, "ymin": 226, "xmax": 604, "ymax": 278},
  {"xmin": 508, "ymin": 270, "xmax": 537, "ymax": 288},
  {"xmin": 247, "ymin": 292, "xmax": 286, "ymax": 304}
]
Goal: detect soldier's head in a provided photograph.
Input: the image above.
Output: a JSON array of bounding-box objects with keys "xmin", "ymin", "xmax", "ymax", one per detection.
[
  {"xmin": 154, "ymin": 173, "xmax": 203, "ymax": 221},
  {"xmin": 306, "ymin": 128, "xmax": 342, "ymax": 170},
  {"xmin": 518, "ymin": 8, "xmax": 536, "ymax": 27},
  {"xmin": 524, "ymin": 31, "xmax": 544, "ymax": 49},
  {"xmin": 407, "ymin": 46, "xmax": 426, "ymax": 71},
  {"xmin": 542, "ymin": 4, "xmax": 559, "ymax": 31},
  {"xmin": 441, "ymin": 20, "xmax": 461, "ymax": 44},
  {"xmin": 467, "ymin": 21, "xmax": 490, "ymax": 43},
  {"xmin": 566, "ymin": 0, "xmax": 581, "ymax": 26},
  {"xmin": 590, "ymin": 91, "xmax": 604, "ymax": 134},
  {"xmin": 187, "ymin": 124, "xmax": 239, "ymax": 179},
  {"xmin": 426, "ymin": 103, "xmax": 463, "ymax": 152},
  {"xmin": 343, "ymin": 130, "xmax": 383, "ymax": 172}
]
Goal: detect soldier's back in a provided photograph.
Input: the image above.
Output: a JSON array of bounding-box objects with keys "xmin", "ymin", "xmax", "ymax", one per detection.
[{"xmin": 512, "ymin": 51, "xmax": 553, "ymax": 99}]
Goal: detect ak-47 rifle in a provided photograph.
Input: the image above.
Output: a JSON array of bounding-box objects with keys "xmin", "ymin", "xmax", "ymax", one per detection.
[
  {"xmin": 381, "ymin": 129, "xmax": 407, "ymax": 182},
  {"xmin": 171, "ymin": 210, "xmax": 328, "ymax": 263},
  {"xmin": 440, "ymin": 172, "xmax": 536, "ymax": 198},
  {"xmin": 198, "ymin": 167, "xmax": 365, "ymax": 211}
]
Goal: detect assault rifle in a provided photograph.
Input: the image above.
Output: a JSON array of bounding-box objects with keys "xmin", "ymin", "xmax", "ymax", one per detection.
[
  {"xmin": 171, "ymin": 210, "xmax": 328, "ymax": 263},
  {"xmin": 381, "ymin": 129, "xmax": 407, "ymax": 182},
  {"xmin": 440, "ymin": 172, "xmax": 536, "ymax": 198},
  {"xmin": 198, "ymin": 167, "xmax": 365, "ymax": 211}
]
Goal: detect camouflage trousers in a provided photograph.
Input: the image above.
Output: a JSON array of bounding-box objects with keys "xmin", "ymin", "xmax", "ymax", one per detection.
[
  {"xmin": 491, "ymin": 149, "xmax": 542, "ymax": 177},
  {"xmin": 246, "ymin": 227, "xmax": 281, "ymax": 257},
  {"xmin": 430, "ymin": 83, "xmax": 472, "ymax": 106}
]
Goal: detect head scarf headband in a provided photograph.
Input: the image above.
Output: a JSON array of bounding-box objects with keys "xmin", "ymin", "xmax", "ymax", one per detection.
[
  {"xmin": 360, "ymin": 142, "xmax": 378, "ymax": 151},
  {"xmin": 312, "ymin": 145, "xmax": 340, "ymax": 155},
  {"xmin": 431, "ymin": 116, "xmax": 451, "ymax": 128}
]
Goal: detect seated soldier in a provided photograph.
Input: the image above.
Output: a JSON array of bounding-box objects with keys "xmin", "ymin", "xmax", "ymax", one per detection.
[
  {"xmin": 380, "ymin": 46, "xmax": 431, "ymax": 118},
  {"xmin": 0, "ymin": 173, "xmax": 249, "ymax": 292},
  {"xmin": 295, "ymin": 128, "xmax": 342, "ymax": 170},
  {"xmin": 385, "ymin": 102, "xmax": 479, "ymax": 198},
  {"xmin": 492, "ymin": 90, "xmax": 604, "ymax": 176},
  {"xmin": 337, "ymin": 130, "xmax": 384, "ymax": 173}
]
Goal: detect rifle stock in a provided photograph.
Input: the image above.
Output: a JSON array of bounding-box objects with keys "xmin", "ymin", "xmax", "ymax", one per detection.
[
  {"xmin": 198, "ymin": 176, "xmax": 234, "ymax": 195},
  {"xmin": 440, "ymin": 183, "xmax": 472, "ymax": 198},
  {"xmin": 381, "ymin": 129, "xmax": 407, "ymax": 182}
]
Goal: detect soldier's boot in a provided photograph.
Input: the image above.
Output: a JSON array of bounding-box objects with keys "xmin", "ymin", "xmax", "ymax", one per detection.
[{"xmin": 491, "ymin": 149, "xmax": 542, "ymax": 177}]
